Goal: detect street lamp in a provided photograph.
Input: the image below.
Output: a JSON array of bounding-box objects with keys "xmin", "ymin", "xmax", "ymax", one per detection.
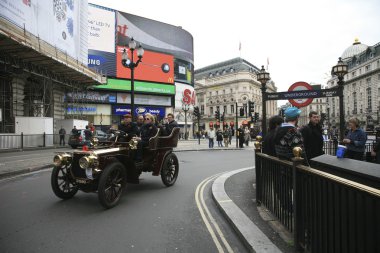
[
  {"xmin": 121, "ymin": 37, "xmax": 144, "ymax": 121},
  {"xmin": 182, "ymin": 103, "xmax": 190, "ymax": 140},
  {"xmin": 257, "ymin": 65, "xmax": 270, "ymax": 137},
  {"xmin": 331, "ymin": 57, "xmax": 348, "ymax": 142}
]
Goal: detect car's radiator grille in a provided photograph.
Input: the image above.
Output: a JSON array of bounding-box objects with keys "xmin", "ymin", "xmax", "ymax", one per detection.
[{"xmin": 70, "ymin": 154, "xmax": 87, "ymax": 178}]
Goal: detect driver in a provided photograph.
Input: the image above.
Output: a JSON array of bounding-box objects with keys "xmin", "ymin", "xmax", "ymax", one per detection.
[
  {"xmin": 118, "ymin": 114, "xmax": 139, "ymax": 142},
  {"xmin": 134, "ymin": 113, "xmax": 158, "ymax": 162}
]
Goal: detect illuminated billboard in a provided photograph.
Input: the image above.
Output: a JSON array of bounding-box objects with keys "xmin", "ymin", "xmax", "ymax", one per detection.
[
  {"xmin": 0, "ymin": 0, "xmax": 88, "ymax": 64},
  {"xmin": 87, "ymin": 4, "xmax": 116, "ymax": 76},
  {"xmin": 116, "ymin": 46, "xmax": 174, "ymax": 84},
  {"xmin": 117, "ymin": 11, "xmax": 194, "ymax": 85}
]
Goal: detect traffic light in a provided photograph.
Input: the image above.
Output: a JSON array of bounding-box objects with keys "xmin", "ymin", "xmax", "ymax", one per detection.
[
  {"xmin": 193, "ymin": 106, "xmax": 200, "ymax": 118},
  {"xmin": 248, "ymin": 101, "xmax": 255, "ymax": 115},
  {"xmin": 215, "ymin": 110, "xmax": 220, "ymax": 120},
  {"xmin": 221, "ymin": 112, "xmax": 225, "ymax": 122},
  {"xmin": 254, "ymin": 112, "xmax": 259, "ymax": 122},
  {"xmin": 239, "ymin": 107, "xmax": 244, "ymax": 117}
]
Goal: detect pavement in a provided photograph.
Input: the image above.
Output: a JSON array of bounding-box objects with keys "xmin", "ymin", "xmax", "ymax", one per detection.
[{"xmin": 0, "ymin": 138, "xmax": 293, "ymax": 253}]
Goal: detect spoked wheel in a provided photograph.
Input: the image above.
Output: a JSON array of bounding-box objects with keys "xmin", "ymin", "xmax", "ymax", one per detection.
[
  {"xmin": 98, "ymin": 162, "xmax": 126, "ymax": 209},
  {"xmin": 161, "ymin": 153, "xmax": 179, "ymax": 187},
  {"xmin": 51, "ymin": 165, "xmax": 78, "ymax": 199}
]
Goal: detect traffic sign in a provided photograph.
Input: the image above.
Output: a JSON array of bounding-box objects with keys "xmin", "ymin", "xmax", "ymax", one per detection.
[{"xmin": 288, "ymin": 81, "xmax": 313, "ymax": 107}]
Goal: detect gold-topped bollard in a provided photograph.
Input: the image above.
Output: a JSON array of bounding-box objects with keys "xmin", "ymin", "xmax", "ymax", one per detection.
[
  {"xmin": 254, "ymin": 135, "xmax": 262, "ymax": 152},
  {"xmin": 292, "ymin": 146, "xmax": 304, "ymax": 162}
]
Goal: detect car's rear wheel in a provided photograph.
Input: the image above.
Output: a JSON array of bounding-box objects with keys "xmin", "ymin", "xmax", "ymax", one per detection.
[
  {"xmin": 161, "ymin": 153, "xmax": 179, "ymax": 187},
  {"xmin": 98, "ymin": 162, "xmax": 126, "ymax": 209},
  {"xmin": 51, "ymin": 165, "xmax": 78, "ymax": 199}
]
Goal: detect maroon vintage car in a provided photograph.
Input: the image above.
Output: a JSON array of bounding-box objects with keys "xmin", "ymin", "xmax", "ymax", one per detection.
[{"xmin": 51, "ymin": 127, "xmax": 180, "ymax": 209}]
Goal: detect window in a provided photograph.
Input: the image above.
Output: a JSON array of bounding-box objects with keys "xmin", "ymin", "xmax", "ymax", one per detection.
[
  {"xmin": 223, "ymin": 105, "xmax": 227, "ymax": 114},
  {"xmin": 216, "ymin": 106, "xmax": 220, "ymax": 112},
  {"xmin": 223, "ymin": 90, "xmax": 225, "ymax": 94},
  {"xmin": 367, "ymin": 88, "xmax": 372, "ymax": 110},
  {"xmin": 230, "ymin": 88, "xmax": 233, "ymax": 94},
  {"xmin": 366, "ymin": 78, "xmax": 371, "ymax": 86},
  {"xmin": 201, "ymin": 105, "xmax": 204, "ymax": 115},
  {"xmin": 365, "ymin": 65, "xmax": 371, "ymax": 72},
  {"xmin": 230, "ymin": 104, "xmax": 234, "ymax": 114},
  {"xmin": 216, "ymin": 91, "xmax": 219, "ymax": 95},
  {"xmin": 352, "ymin": 71, "xmax": 356, "ymax": 77},
  {"xmin": 210, "ymin": 107, "xmax": 213, "ymax": 115},
  {"xmin": 209, "ymin": 92, "xmax": 212, "ymax": 97},
  {"xmin": 353, "ymin": 92, "xmax": 357, "ymax": 113}
]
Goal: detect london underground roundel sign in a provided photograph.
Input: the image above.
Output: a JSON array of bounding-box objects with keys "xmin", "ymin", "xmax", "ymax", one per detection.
[{"xmin": 288, "ymin": 81, "xmax": 314, "ymax": 107}]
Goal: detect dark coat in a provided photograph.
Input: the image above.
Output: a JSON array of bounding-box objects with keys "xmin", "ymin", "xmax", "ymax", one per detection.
[
  {"xmin": 162, "ymin": 120, "xmax": 178, "ymax": 136},
  {"xmin": 300, "ymin": 122, "xmax": 324, "ymax": 160},
  {"xmin": 262, "ymin": 129, "xmax": 277, "ymax": 156},
  {"xmin": 118, "ymin": 122, "xmax": 139, "ymax": 138},
  {"xmin": 274, "ymin": 125, "xmax": 304, "ymax": 160},
  {"xmin": 140, "ymin": 123, "xmax": 158, "ymax": 147}
]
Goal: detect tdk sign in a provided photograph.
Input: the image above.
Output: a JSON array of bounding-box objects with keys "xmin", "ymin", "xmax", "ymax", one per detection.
[{"xmin": 88, "ymin": 55, "xmax": 106, "ymax": 67}]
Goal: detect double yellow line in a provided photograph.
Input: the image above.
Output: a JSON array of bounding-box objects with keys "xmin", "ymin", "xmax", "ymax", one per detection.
[{"xmin": 195, "ymin": 174, "xmax": 234, "ymax": 253}]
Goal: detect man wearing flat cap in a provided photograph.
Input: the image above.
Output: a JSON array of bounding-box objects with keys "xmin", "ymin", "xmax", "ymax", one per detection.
[
  {"xmin": 274, "ymin": 107, "xmax": 305, "ymax": 160},
  {"xmin": 118, "ymin": 114, "xmax": 138, "ymax": 141}
]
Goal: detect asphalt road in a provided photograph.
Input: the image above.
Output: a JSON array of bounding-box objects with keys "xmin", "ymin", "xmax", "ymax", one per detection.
[{"xmin": 0, "ymin": 150, "xmax": 255, "ymax": 253}]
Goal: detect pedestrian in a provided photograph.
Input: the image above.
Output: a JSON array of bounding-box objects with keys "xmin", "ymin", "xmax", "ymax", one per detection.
[
  {"xmin": 84, "ymin": 125, "xmax": 93, "ymax": 147},
  {"xmin": 342, "ymin": 117, "xmax": 367, "ymax": 161},
  {"xmin": 262, "ymin": 115, "xmax": 284, "ymax": 156},
  {"xmin": 229, "ymin": 127, "xmax": 233, "ymax": 144},
  {"xmin": 223, "ymin": 127, "xmax": 230, "ymax": 147},
  {"xmin": 371, "ymin": 140, "xmax": 380, "ymax": 164},
  {"xmin": 300, "ymin": 111, "xmax": 324, "ymax": 160},
  {"xmin": 207, "ymin": 127, "xmax": 215, "ymax": 148},
  {"xmin": 59, "ymin": 126, "xmax": 66, "ymax": 146},
  {"xmin": 274, "ymin": 107, "xmax": 305, "ymax": 160},
  {"xmin": 71, "ymin": 125, "xmax": 78, "ymax": 135},
  {"xmin": 238, "ymin": 125, "xmax": 245, "ymax": 148},
  {"xmin": 244, "ymin": 127, "xmax": 250, "ymax": 146},
  {"xmin": 89, "ymin": 122, "xmax": 96, "ymax": 135},
  {"xmin": 216, "ymin": 128, "xmax": 223, "ymax": 147},
  {"xmin": 162, "ymin": 113, "xmax": 178, "ymax": 136}
]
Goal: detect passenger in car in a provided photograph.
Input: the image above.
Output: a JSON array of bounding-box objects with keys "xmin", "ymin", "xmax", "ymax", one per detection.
[
  {"xmin": 161, "ymin": 113, "xmax": 178, "ymax": 136},
  {"xmin": 118, "ymin": 114, "xmax": 139, "ymax": 142},
  {"xmin": 134, "ymin": 113, "xmax": 158, "ymax": 162}
]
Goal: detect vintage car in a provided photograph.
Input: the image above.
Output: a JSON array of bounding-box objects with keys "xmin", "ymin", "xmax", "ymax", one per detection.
[{"xmin": 51, "ymin": 127, "xmax": 180, "ymax": 209}]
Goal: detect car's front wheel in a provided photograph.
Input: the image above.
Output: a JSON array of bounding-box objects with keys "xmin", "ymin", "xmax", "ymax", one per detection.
[
  {"xmin": 51, "ymin": 165, "xmax": 78, "ymax": 199},
  {"xmin": 98, "ymin": 162, "xmax": 126, "ymax": 209},
  {"xmin": 161, "ymin": 153, "xmax": 179, "ymax": 187}
]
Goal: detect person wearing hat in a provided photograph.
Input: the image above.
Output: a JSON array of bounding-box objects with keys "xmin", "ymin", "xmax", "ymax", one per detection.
[
  {"xmin": 274, "ymin": 107, "xmax": 305, "ymax": 160},
  {"xmin": 118, "ymin": 114, "xmax": 138, "ymax": 142}
]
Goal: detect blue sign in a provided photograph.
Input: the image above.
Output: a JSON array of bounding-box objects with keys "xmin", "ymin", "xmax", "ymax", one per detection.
[
  {"xmin": 113, "ymin": 105, "xmax": 165, "ymax": 119},
  {"xmin": 88, "ymin": 54, "xmax": 107, "ymax": 67},
  {"xmin": 67, "ymin": 107, "xmax": 96, "ymax": 112}
]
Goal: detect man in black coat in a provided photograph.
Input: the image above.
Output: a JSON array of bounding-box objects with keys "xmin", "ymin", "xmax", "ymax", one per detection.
[
  {"xmin": 300, "ymin": 111, "xmax": 324, "ymax": 160},
  {"xmin": 162, "ymin": 113, "xmax": 178, "ymax": 136},
  {"xmin": 118, "ymin": 114, "xmax": 138, "ymax": 141}
]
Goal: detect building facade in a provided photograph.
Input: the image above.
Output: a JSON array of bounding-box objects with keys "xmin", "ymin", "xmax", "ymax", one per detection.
[
  {"xmin": 327, "ymin": 39, "xmax": 380, "ymax": 130},
  {"xmin": 194, "ymin": 58, "xmax": 277, "ymax": 132}
]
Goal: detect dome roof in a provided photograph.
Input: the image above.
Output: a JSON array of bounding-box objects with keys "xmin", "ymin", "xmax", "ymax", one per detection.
[{"xmin": 341, "ymin": 38, "xmax": 368, "ymax": 60}]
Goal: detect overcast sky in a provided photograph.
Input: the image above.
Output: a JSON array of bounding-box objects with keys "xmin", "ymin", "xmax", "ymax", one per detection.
[{"xmin": 89, "ymin": 0, "xmax": 380, "ymax": 94}]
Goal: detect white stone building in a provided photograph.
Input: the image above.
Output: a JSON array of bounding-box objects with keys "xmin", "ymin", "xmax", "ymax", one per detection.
[{"xmin": 194, "ymin": 58, "xmax": 277, "ymax": 132}]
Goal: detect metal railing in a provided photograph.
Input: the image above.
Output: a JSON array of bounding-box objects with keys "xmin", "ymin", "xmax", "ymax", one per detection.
[
  {"xmin": 0, "ymin": 133, "xmax": 69, "ymax": 150},
  {"xmin": 255, "ymin": 150, "xmax": 380, "ymax": 253},
  {"xmin": 323, "ymin": 140, "xmax": 376, "ymax": 158}
]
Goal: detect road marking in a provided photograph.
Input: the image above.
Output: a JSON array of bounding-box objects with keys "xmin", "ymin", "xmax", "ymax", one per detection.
[{"xmin": 195, "ymin": 173, "xmax": 234, "ymax": 253}]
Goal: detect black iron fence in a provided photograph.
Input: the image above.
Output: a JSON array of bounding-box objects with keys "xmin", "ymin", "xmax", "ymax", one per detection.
[{"xmin": 255, "ymin": 151, "xmax": 380, "ymax": 253}]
